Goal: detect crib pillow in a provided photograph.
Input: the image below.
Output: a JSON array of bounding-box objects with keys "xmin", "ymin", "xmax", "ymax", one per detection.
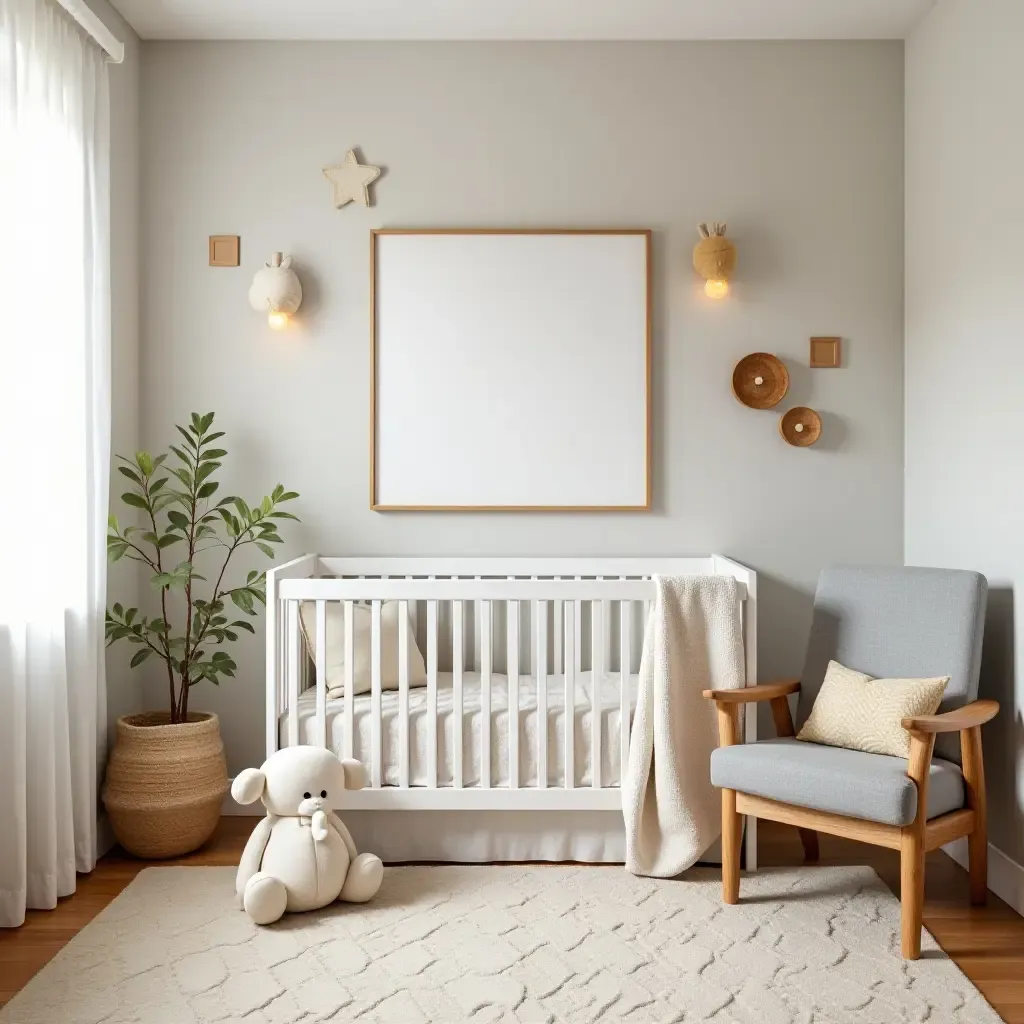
[{"xmin": 298, "ymin": 600, "xmax": 427, "ymax": 698}]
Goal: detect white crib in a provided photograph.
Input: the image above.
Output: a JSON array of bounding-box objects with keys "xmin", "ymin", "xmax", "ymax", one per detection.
[{"xmin": 266, "ymin": 555, "xmax": 757, "ymax": 866}]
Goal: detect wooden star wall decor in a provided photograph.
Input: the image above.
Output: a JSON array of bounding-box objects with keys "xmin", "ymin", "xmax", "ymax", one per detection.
[{"xmin": 323, "ymin": 149, "xmax": 381, "ymax": 209}]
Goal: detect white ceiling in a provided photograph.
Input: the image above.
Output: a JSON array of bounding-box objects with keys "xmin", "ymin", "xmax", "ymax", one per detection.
[{"xmin": 111, "ymin": 0, "xmax": 936, "ymax": 42}]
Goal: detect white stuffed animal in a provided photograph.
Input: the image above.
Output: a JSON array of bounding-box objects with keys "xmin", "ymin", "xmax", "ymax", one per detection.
[{"xmin": 232, "ymin": 747, "xmax": 383, "ymax": 925}]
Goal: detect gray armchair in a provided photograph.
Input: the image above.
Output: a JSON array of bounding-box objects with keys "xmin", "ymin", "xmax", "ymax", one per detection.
[{"xmin": 705, "ymin": 566, "xmax": 998, "ymax": 959}]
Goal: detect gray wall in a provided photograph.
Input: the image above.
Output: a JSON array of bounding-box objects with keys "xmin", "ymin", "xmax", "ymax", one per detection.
[
  {"xmin": 138, "ymin": 41, "xmax": 906, "ymax": 772},
  {"xmin": 906, "ymin": 0, "xmax": 1024, "ymax": 866}
]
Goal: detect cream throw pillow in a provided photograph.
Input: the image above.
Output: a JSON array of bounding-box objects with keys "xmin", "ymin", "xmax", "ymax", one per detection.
[
  {"xmin": 299, "ymin": 600, "xmax": 427, "ymax": 698},
  {"xmin": 797, "ymin": 660, "xmax": 949, "ymax": 758}
]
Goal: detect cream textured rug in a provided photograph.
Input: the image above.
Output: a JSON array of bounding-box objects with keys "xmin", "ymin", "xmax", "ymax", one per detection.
[{"xmin": 0, "ymin": 865, "xmax": 999, "ymax": 1024}]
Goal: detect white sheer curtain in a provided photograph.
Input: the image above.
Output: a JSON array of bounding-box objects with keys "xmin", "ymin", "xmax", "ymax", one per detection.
[{"xmin": 0, "ymin": 0, "xmax": 111, "ymax": 928}]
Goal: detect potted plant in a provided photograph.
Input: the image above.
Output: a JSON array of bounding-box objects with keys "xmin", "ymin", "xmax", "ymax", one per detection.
[{"xmin": 102, "ymin": 412, "xmax": 299, "ymax": 858}]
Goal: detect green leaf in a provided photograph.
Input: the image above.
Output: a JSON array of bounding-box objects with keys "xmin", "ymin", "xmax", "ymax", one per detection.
[
  {"xmin": 113, "ymin": 603, "xmax": 124, "ymax": 618},
  {"xmin": 169, "ymin": 444, "xmax": 193, "ymax": 465},
  {"xmin": 149, "ymin": 477, "xmax": 168, "ymax": 494},
  {"xmin": 197, "ymin": 481, "xmax": 218, "ymax": 499},
  {"xmin": 256, "ymin": 542, "xmax": 275, "ymax": 558},
  {"xmin": 260, "ymin": 495, "xmax": 272, "ymax": 515},
  {"xmin": 200, "ymin": 448, "xmax": 227, "ymax": 461},
  {"xmin": 130, "ymin": 648, "xmax": 151, "ymax": 667},
  {"xmin": 135, "ymin": 451, "xmax": 154, "ymax": 476},
  {"xmin": 231, "ymin": 620, "xmax": 256, "ymax": 633},
  {"xmin": 125, "ymin": 607, "xmax": 137, "ymax": 625},
  {"xmin": 232, "ymin": 497, "xmax": 251, "ymax": 520},
  {"xmin": 272, "ymin": 484, "xmax": 283, "ymax": 501},
  {"xmin": 167, "ymin": 510, "xmax": 189, "ymax": 530},
  {"xmin": 200, "ymin": 412, "xmax": 215, "ymax": 432},
  {"xmin": 118, "ymin": 466, "xmax": 143, "ymax": 485},
  {"xmin": 278, "ymin": 491, "xmax": 299, "ymax": 502},
  {"xmin": 158, "ymin": 534, "xmax": 181, "ymax": 548},
  {"xmin": 108, "ymin": 513, "xmax": 119, "ymax": 530},
  {"xmin": 120, "ymin": 492, "xmax": 149, "ymax": 510},
  {"xmin": 195, "ymin": 461, "xmax": 219, "ymax": 483},
  {"xmin": 230, "ymin": 589, "xmax": 254, "ymax": 613},
  {"xmin": 108, "ymin": 542, "xmax": 128, "ymax": 563},
  {"xmin": 178, "ymin": 424, "xmax": 200, "ymax": 448},
  {"xmin": 204, "ymin": 431, "xmax": 225, "ymax": 444},
  {"xmin": 170, "ymin": 467, "xmax": 193, "ymax": 488}
]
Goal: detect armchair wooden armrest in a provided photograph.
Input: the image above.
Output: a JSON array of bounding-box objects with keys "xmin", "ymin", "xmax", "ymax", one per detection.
[
  {"xmin": 702, "ymin": 679, "xmax": 800, "ymax": 703},
  {"xmin": 902, "ymin": 699, "xmax": 999, "ymax": 734}
]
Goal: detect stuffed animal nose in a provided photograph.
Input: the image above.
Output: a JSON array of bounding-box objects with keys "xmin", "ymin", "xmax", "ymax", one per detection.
[{"xmin": 298, "ymin": 796, "xmax": 323, "ymax": 817}]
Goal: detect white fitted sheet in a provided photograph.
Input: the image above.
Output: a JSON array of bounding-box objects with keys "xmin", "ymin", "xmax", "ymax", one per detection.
[{"xmin": 279, "ymin": 671, "xmax": 638, "ymax": 788}]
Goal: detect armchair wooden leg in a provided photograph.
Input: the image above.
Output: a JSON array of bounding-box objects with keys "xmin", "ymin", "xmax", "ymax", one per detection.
[
  {"xmin": 722, "ymin": 789, "xmax": 741, "ymax": 905},
  {"xmin": 962, "ymin": 725, "xmax": 989, "ymax": 906},
  {"xmin": 900, "ymin": 829, "xmax": 926, "ymax": 960},
  {"xmin": 798, "ymin": 828, "xmax": 820, "ymax": 863},
  {"xmin": 901, "ymin": 730, "xmax": 934, "ymax": 960},
  {"xmin": 968, "ymin": 826, "xmax": 988, "ymax": 906}
]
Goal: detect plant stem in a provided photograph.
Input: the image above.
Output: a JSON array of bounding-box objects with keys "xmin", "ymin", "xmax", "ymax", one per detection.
[
  {"xmin": 190, "ymin": 535, "xmax": 243, "ymax": 656},
  {"xmin": 178, "ymin": 439, "xmax": 203, "ymax": 722},
  {"xmin": 142, "ymin": 476, "xmax": 178, "ymax": 724}
]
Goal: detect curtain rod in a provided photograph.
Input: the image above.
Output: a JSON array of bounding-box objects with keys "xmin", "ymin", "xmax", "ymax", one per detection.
[{"xmin": 55, "ymin": 0, "xmax": 125, "ymax": 63}]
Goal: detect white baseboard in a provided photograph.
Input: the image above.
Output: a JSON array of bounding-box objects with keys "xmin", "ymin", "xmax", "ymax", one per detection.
[{"xmin": 943, "ymin": 839, "xmax": 1024, "ymax": 918}]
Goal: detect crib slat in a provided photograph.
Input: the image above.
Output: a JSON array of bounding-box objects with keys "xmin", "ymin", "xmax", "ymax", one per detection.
[
  {"xmin": 564, "ymin": 601, "xmax": 575, "ymax": 790},
  {"xmin": 574, "ymin": 576, "xmax": 583, "ymax": 674},
  {"xmin": 277, "ymin": 600, "xmax": 286, "ymax": 716},
  {"xmin": 474, "ymin": 575, "xmax": 482, "ymax": 675},
  {"xmin": 370, "ymin": 600, "xmax": 382, "ymax": 788},
  {"xmin": 535, "ymin": 600, "xmax": 548, "ymax": 789},
  {"xmin": 343, "ymin": 600, "xmax": 355, "ymax": 759},
  {"xmin": 287, "ymin": 601, "xmax": 301, "ymax": 748},
  {"xmin": 591, "ymin": 600, "xmax": 603, "ymax": 788},
  {"xmin": 398, "ymin": 599, "xmax": 410, "ymax": 788},
  {"xmin": 553, "ymin": 581, "xmax": 563, "ymax": 674},
  {"xmin": 507, "ymin": 578, "xmax": 519, "ymax": 790},
  {"xmin": 315, "ymin": 600, "xmax": 327, "ymax": 749},
  {"xmin": 481, "ymin": 600, "xmax": 492, "ymax": 789},
  {"xmin": 405, "ymin": 575, "xmax": 417, "ymax": 634},
  {"xmin": 453, "ymin": 596, "xmax": 464, "ymax": 789},
  {"xmin": 427, "ymin": 593, "xmax": 438, "ymax": 788},
  {"xmin": 620, "ymin": 590, "xmax": 630, "ymax": 787}
]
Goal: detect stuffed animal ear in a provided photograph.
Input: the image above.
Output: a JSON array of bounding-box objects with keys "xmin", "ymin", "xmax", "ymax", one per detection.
[
  {"xmin": 231, "ymin": 768, "xmax": 267, "ymax": 805},
  {"xmin": 280, "ymin": 255, "xmax": 293, "ymax": 269},
  {"xmin": 340, "ymin": 759, "xmax": 367, "ymax": 791}
]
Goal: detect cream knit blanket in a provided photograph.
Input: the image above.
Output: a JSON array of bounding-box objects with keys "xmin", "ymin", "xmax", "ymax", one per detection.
[{"xmin": 623, "ymin": 574, "xmax": 745, "ymax": 877}]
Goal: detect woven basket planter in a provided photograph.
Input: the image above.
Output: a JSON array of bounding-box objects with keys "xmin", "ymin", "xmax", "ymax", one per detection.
[{"xmin": 102, "ymin": 711, "xmax": 227, "ymax": 859}]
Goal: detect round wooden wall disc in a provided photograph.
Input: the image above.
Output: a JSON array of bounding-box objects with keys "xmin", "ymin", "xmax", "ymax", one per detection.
[
  {"xmin": 732, "ymin": 353, "xmax": 789, "ymax": 409},
  {"xmin": 780, "ymin": 406, "xmax": 822, "ymax": 447}
]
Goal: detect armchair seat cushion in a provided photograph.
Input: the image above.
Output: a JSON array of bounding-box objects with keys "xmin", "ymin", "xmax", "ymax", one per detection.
[{"xmin": 710, "ymin": 738, "xmax": 964, "ymax": 826}]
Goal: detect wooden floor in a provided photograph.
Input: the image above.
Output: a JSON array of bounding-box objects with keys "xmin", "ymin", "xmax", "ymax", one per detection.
[{"xmin": 2, "ymin": 818, "xmax": 1023, "ymax": 1019}]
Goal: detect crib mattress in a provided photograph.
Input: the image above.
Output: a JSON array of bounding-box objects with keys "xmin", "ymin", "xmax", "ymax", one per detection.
[{"xmin": 279, "ymin": 670, "xmax": 639, "ymax": 788}]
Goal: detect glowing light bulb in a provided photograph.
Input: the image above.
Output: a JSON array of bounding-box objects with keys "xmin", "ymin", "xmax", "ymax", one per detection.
[
  {"xmin": 268, "ymin": 309, "xmax": 290, "ymax": 330},
  {"xmin": 704, "ymin": 279, "xmax": 730, "ymax": 300}
]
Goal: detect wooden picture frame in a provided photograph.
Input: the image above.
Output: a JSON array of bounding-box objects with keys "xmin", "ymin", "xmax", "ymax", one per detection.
[
  {"xmin": 208, "ymin": 235, "xmax": 240, "ymax": 267},
  {"xmin": 370, "ymin": 228, "xmax": 652, "ymax": 511},
  {"xmin": 810, "ymin": 336, "xmax": 842, "ymax": 368}
]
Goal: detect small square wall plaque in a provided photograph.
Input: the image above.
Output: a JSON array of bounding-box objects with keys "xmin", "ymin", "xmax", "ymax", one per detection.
[
  {"xmin": 810, "ymin": 336, "xmax": 841, "ymax": 368},
  {"xmin": 209, "ymin": 235, "xmax": 240, "ymax": 267}
]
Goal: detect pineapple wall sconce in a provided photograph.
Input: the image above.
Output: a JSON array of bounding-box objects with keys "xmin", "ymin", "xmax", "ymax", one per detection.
[{"xmin": 693, "ymin": 222, "xmax": 737, "ymax": 299}]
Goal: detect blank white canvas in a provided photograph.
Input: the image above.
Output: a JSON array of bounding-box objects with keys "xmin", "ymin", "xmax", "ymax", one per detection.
[{"xmin": 373, "ymin": 232, "xmax": 649, "ymax": 509}]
